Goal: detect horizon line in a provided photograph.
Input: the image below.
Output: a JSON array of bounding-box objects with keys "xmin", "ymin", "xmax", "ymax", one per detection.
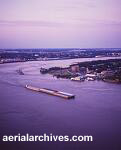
[{"xmin": 0, "ymin": 48, "xmax": 121, "ymax": 50}]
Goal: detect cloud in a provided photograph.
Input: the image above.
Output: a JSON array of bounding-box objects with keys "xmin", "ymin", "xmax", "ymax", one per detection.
[
  {"xmin": 56, "ymin": 0, "xmax": 96, "ymax": 11},
  {"xmin": 0, "ymin": 20, "xmax": 63, "ymax": 27},
  {"xmin": 0, "ymin": 19, "xmax": 121, "ymax": 30},
  {"xmin": 73, "ymin": 18, "xmax": 121, "ymax": 27},
  {"xmin": 79, "ymin": 0, "xmax": 96, "ymax": 8}
]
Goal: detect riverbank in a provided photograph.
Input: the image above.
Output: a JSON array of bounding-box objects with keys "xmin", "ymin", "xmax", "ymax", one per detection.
[
  {"xmin": 103, "ymin": 79, "xmax": 121, "ymax": 84},
  {"xmin": 1, "ymin": 56, "xmax": 121, "ymax": 67},
  {"xmin": 1, "ymin": 57, "xmax": 121, "ymax": 84},
  {"xmin": 40, "ymin": 59, "xmax": 121, "ymax": 84}
]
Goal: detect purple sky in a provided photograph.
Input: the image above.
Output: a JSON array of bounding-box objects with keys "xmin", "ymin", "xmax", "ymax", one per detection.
[{"xmin": 0, "ymin": 0, "xmax": 121, "ymax": 48}]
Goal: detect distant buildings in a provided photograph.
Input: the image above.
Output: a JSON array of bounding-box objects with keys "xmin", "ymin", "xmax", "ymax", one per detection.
[{"xmin": 1, "ymin": 48, "xmax": 121, "ymax": 62}]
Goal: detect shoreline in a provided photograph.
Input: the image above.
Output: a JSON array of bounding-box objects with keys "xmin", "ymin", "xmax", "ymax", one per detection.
[
  {"xmin": 0, "ymin": 56, "xmax": 121, "ymax": 67},
  {"xmin": 103, "ymin": 79, "xmax": 121, "ymax": 84},
  {"xmin": 1, "ymin": 57, "xmax": 121, "ymax": 84}
]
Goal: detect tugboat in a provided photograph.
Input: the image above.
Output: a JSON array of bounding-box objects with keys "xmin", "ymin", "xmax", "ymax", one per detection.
[{"xmin": 17, "ymin": 69, "xmax": 24, "ymax": 75}]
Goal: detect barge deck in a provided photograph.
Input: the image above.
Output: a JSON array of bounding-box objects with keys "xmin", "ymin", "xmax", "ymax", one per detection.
[{"xmin": 25, "ymin": 85, "xmax": 75, "ymax": 99}]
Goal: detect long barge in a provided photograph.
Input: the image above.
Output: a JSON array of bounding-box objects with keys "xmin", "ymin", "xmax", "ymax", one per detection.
[{"xmin": 25, "ymin": 85, "xmax": 75, "ymax": 99}]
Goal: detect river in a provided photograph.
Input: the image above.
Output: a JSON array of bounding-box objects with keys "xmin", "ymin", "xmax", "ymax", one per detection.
[{"xmin": 0, "ymin": 58, "xmax": 121, "ymax": 150}]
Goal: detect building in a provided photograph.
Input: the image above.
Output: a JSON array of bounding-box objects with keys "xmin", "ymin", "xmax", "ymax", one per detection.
[{"xmin": 70, "ymin": 64, "xmax": 80, "ymax": 72}]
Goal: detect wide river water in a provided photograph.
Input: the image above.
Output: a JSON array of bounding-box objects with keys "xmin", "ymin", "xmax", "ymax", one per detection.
[{"xmin": 0, "ymin": 57, "xmax": 121, "ymax": 150}]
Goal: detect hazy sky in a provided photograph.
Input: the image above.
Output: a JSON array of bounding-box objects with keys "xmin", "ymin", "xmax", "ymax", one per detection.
[{"xmin": 0, "ymin": 0, "xmax": 121, "ymax": 48}]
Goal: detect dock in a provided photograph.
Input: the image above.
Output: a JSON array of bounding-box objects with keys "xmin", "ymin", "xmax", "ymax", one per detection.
[{"xmin": 25, "ymin": 85, "xmax": 75, "ymax": 99}]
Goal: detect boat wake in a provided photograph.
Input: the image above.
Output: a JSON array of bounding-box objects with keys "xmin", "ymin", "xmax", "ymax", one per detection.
[
  {"xmin": 1, "ymin": 80, "xmax": 24, "ymax": 88},
  {"xmin": 81, "ymin": 87, "xmax": 114, "ymax": 92}
]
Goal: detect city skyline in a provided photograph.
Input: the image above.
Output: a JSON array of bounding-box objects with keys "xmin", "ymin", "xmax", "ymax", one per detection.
[{"xmin": 0, "ymin": 0, "xmax": 121, "ymax": 48}]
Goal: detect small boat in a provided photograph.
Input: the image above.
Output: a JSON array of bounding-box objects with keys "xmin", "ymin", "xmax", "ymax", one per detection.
[
  {"xmin": 86, "ymin": 77, "xmax": 95, "ymax": 81},
  {"xmin": 25, "ymin": 85, "xmax": 75, "ymax": 99},
  {"xmin": 17, "ymin": 69, "xmax": 24, "ymax": 75},
  {"xmin": 71, "ymin": 76, "xmax": 85, "ymax": 82}
]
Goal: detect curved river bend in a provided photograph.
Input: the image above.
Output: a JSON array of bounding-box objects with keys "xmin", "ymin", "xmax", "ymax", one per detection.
[{"xmin": 0, "ymin": 58, "xmax": 121, "ymax": 150}]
